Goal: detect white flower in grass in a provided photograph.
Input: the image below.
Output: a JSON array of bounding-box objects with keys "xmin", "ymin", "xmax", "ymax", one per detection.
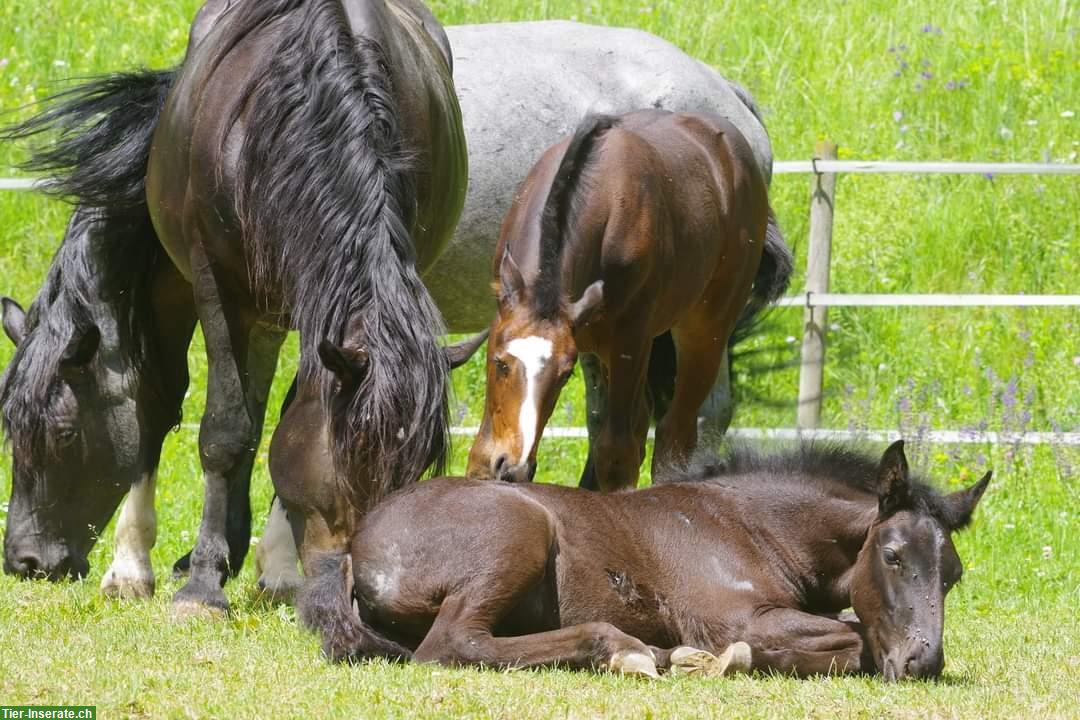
[
  {"xmin": 1042, "ymin": 546, "xmax": 1052, "ymax": 560},
  {"xmin": 53, "ymin": 60, "xmax": 67, "ymax": 67},
  {"xmin": 1061, "ymin": 111, "xmax": 1075, "ymax": 119}
]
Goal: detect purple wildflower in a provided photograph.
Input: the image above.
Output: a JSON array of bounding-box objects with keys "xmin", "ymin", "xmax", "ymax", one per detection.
[
  {"xmin": 922, "ymin": 24, "xmax": 933, "ymax": 32},
  {"xmin": 921, "ymin": 71, "xmax": 933, "ymax": 80},
  {"xmin": 946, "ymin": 80, "xmax": 957, "ymax": 90},
  {"xmin": 983, "ymin": 172, "xmax": 995, "ymax": 181},
  {"xmin": 893, "ymin": 110, "xmax": 903, "ymax": 122}
]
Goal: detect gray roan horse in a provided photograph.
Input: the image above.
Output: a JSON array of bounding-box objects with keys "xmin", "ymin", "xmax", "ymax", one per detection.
[
  {"xmin": 1, "ymin": 18, "xmax": 780, "ymax": 601},
  {"xmin": 307, "ymin": 441, "xmax": 990, "ymax": 681}
]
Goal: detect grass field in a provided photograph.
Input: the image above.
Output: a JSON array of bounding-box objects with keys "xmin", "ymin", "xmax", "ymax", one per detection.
[{"xmin": 0, "ymin": 0, "xmax": 1077, "ymax": 718}]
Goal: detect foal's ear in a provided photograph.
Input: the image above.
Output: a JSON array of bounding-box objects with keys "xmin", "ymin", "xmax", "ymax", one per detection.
[
  {"xmin": 569, "ymin": 280, "xmax": 604, "ymax": 328},
  {"xmin": 499, "ymin": 250, "xmax": 526, "ymax": 307},
  {"xmin": 59, "ymin": 323, "xmax": 101, "ymax": 373},
  {"xmin": 876, "ymin": 439, "xmax": 911, "ymax": 515},
  {"xmin": 2, "ymin": 297, "xmax": 25, "ymax": 346},
  {"xmin": 317, "ymin": 340, "xmax": 370, "ymax": 392},
  {"xmin": 444, "ymin": 329, "xmax": 489, "ymax": 370},
  {"xmin": 941, "ymin": 470, "xmax": 992, "ymax": 531}
]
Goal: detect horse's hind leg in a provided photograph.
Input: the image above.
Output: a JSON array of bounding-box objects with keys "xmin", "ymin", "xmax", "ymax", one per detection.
[
  {"xmin": 414, "ymin": 594, "xmax": 658, "ymax": 676},
  {"xmin": 578, "ymin": 352, "xmax": 606, "ymax": 490},
  {"xmin": 653, "ymin": 317, "xmax": 733, "ymax": 472},
  {"xmin": 409, "ymin": 507, "xmax": 656, "ymax": 675}
]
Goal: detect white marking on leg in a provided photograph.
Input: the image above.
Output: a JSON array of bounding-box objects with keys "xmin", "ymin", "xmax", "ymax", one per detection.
[
  {"xmin": 101, "ymin": 473, "xmax": 157, "ymax": 598},
  {"xmin": 506, "ymin": 336, "xmax": 553, "ymax": 465},
  {"xmin": 255, "ymin": 497, "xmax": 302, "ymax": 597}
]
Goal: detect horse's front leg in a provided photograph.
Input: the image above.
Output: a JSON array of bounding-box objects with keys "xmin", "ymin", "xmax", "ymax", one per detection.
[
  {"xmin": 254, "ymin": 497, "xmax": 303, "ymax": 603},
  {"xmin": 173, "ymin": 261, "xmax": 284, "ymax": 615},
  {"xmin": 100, "ymin": 474, "xmax": 157, "ymax": 599},
  {"xmin": 744, "ymin": 606, "xmax": 876, "ymax": 677},
  {"xmin": 592, "ymin": 332, "xmax": 652, "ymax": 492}
]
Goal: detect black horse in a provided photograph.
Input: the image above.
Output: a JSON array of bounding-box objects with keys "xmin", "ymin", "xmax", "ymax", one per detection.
[
  {"xmin": 142, "ymin": 0, "xmax": 466, "ymax": 616},
  {"xmin": 1, "ymin": 71, "xmax": 196, "ymax": 593}
]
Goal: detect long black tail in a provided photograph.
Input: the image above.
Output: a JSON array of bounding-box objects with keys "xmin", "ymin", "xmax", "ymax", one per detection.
[
  {"xmin": 0, "ymin": 68, "xmax": 176, "ymax": 209},
  {"xmin": 218, "ymin": 0, "xmax": 451, "ymax": 504},
  {"xmin": 730, "ymin": 208, "xmax": 793, "ymax": 346},
  {"xmin": 298, "ymin": 552, "xmax": 412, "ymax": 663}
]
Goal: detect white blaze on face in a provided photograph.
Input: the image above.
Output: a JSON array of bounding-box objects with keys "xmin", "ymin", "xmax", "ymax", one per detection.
[{"xmin": 506, "ymin": 336, "xmax": 553, "ymax": 465}]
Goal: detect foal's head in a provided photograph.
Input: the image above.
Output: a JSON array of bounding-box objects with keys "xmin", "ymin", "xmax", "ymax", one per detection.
[
  {"xmin": 850, "ymin": 441, "xmax": 991, "ymax": 680},
  {"xmin": 466, "ymin": 250, "xmax": 602, "ymax": 483}
]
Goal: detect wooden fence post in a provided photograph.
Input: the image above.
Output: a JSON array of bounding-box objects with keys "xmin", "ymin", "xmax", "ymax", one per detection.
[{"xmin": 797, "ymin": 141, "xmax": 838, "ymax": 429}]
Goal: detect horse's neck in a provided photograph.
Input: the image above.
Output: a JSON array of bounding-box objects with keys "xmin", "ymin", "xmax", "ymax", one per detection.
[{"xmin": 713, "ymin": 478, "xmax": 875, "ymax": 611}]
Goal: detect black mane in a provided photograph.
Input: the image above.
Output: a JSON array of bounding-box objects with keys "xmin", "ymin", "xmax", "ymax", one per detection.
[
  {"xmin": 0, "ymin": 66, "xmax": 178, "ymax": 467},
  {"xmin": 533, "ymin": 115, "xmax": 616, "ymax": 319},
  {"xmin": 0, "ymin": 208, "xmax": 164, "ymax": 466},
  {"xmin": 213, "ymin": 0, "xmax": 450, "ymax": 499},
  {"xmin": 669, "ymin": 443, "xmax": 962, "ymax": 528}
]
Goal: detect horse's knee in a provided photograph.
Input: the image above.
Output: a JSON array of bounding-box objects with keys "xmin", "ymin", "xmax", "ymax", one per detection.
[
  {"xmin": 593, "ymin": 434, "xmax": 641, "ymax": 492},
  {"xmin": 199, "ymin": 409, "xmax": 256, "ymax": 474}
]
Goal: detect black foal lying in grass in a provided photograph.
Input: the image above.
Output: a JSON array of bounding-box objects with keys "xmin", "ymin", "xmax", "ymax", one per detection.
[{"xmin": 303, "ymin": 440, "xmax": 990, "ymax": 680}]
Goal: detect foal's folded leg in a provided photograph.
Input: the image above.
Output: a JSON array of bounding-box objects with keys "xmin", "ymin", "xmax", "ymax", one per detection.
[
  {"xmin": 744, "ymin": 607, "xmax": 875, "ymax": 677},
  {"xmin": 412, "ymin": 593, "xmax": 659, "ymax": 677}
]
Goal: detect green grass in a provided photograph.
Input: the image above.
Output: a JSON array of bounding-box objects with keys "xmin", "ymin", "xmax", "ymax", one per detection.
[{"xmin": 1, "ymin": 0, "xmax": 1078, "ymax": 717}]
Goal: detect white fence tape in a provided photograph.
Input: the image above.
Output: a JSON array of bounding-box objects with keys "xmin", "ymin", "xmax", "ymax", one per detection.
[
  {"xmin": 445, "ymin": 426, "xmax": 1080, "ymax": 446},
  {"xmin": 774, "ymin": 292, "xmax": 1080, "ymax": 308},
  {"xmin": 773, "ymin": 160, "xmax": 1080, "ymax": 175}
]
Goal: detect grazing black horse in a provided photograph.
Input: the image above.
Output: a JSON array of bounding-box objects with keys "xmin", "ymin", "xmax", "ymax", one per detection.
[
  {"xmin": 309, "ymin": 441, "xmax": 990, "ymax": 680},
  {"xmin": 0, "ymin": 71, "xmax": 196, "ymax": 592},
  {"xmin": 143, "ymin": 0, "xmax": 466, "ymax": 614}
]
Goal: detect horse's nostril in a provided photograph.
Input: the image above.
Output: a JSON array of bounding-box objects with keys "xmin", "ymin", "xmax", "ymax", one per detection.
[
  {"xmin": 12, "ymin": 554, "xmax": 41, "ymax": 578},
  {"xmin": 493, "ymin": 454, "xmax": 509, "ymax": 474}
]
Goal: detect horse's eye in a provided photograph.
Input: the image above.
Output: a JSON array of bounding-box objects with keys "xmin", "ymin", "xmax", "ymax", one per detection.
[
  {"xmin": 882, "ymin": 547, "xmax": 901, "ymax": 567},
  {"xmin": 494, "ymin": 357, "xmax": 510, "ymax": 378}
]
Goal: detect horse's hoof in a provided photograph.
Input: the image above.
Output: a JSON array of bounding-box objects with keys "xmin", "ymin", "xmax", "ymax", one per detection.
[
  {"xmin": 669, "ymin": 642, "xmax": 752, "ymax": 677},
  {"xmin": 171, "ymin": 600, "xmax": 228, "ymax": 622},
  {"xmin": 609, "ymin": 650, "xmax": 660, "ymax": 678},
  {"xmin": 171, "ymin": 581, "xmax": 229, "ymax": 620},
  {"xmin": 100, "ymin": 568, "xmax": 155, "ymax": 600}
]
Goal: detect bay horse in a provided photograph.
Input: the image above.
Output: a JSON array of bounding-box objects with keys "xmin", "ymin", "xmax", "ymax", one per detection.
[
  {"xmin": 143, "ymin": 0, "xmax": 467, "ymax": 614},
  {"xmin": 308, "ymin": 441, "xmax": 990, "ymax": 679},
  {"xmin": 2, "ymin": 18, "xmax": 781, "ymax": 597},
  {"xmin": 467, "ymin": 111, "xmax": 790, "ymax": 490}
]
